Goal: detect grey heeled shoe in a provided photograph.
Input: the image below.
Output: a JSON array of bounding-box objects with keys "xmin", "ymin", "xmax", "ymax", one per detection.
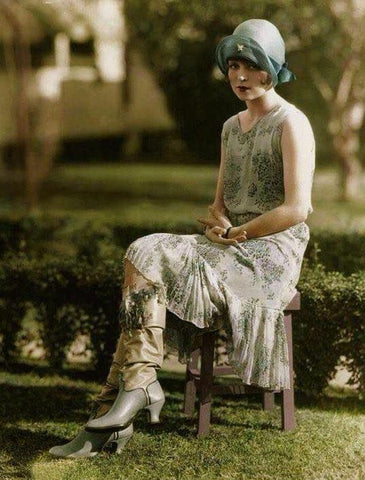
[
  {"xmin": 85, "ymin": 380, "xmax": 165, "ymax": 432},
  {"xmin": 48, "ymin": 423, "xmax": 133, "ymax": 458}
]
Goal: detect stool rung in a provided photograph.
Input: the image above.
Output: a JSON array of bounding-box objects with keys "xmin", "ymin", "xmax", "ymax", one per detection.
[{"xmin": 211, "ymin": 384, "xmax": 247, "ymax": 395}]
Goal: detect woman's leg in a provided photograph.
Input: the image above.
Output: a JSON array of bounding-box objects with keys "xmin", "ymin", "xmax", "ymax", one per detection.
[
  {"xmin": 85, "ymin": 259, "xmax": 166, "ymax": 431},
  {"xmin": 91, "ymin": 258, "xmax": 165, "ymax": 406},
  {"xmin": 92, "ymin": 333, "xmax": 126, "ymax": 418},
  {"xmin": 117, "ymin": 258, "xmax": 166, "ymax": 390}
]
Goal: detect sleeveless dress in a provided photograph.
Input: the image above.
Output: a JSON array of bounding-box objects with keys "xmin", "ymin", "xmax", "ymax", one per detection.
[{"xmin": 123, "ymin": 103, "xmax": 313, "ymax": 390}]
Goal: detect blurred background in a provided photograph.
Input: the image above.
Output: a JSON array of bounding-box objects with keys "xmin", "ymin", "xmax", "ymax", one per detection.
[{"xmin": 0, "ymin": 0, "xmax": 364, "ymax": 226}]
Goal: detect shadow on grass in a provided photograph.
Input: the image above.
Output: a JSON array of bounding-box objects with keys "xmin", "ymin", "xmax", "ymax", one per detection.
[
  {"xmin": 1, "ymin": 361, "xmax": 364, "ymax": 426},
  {"xmin": 1, "ymin": 360, "xmax": 103, "ymax": 383},
  {"xmin": 0, "ymin": 426, "xmax": 66, "ymax": 479},
  {"xmin": 294, "ymin": 392, "xmax": 365, "ymax": 415},
  {"xmin": 0, "ymin": 383, "xmax": 91, "ymax": 424}
]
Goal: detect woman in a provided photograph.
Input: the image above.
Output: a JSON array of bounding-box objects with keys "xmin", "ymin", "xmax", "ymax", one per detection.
[{"xmin": 49, "ymin": 18, "xmax": 315, "ymax": 458}]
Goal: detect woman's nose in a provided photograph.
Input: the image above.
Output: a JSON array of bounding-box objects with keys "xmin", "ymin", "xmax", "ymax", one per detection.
[
  {"xmin": 237, "ymin": 67, "xmax": 248, "ymax": 79},
  {"xmin": 237, "ymin": 70, "xmax": 247, "ymax": 81}
]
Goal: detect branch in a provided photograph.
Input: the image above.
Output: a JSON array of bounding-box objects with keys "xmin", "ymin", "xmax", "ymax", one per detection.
[{"xmin": 311, "ymin": 68, "xmax": 334, "ymax": 102}]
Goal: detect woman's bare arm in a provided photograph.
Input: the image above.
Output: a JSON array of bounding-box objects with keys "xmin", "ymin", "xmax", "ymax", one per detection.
[
  {"xmin": 211, "ymin": 139, "xmax": 227, "ymax": 213},
  {"xmin": 197, "ymin": 139, "xmax": 233, "ymax": 231},
  {"xmin": 197, "ymin": 137, "xmax": 246, "ymax": 244}
]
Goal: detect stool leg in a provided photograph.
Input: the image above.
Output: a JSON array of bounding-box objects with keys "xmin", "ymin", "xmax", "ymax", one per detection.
[
  {"xmin": 281, "ymin": 313, "xmax": 295, "ymax": 431},
  {"xmin": 197, "ymin": 331, "xmax": 215, "ymax": 437},
  {"xmin": 263, "ymin": 391, "xmax": 275, "ymax": 411},
  {"xmin": 184, "ymin": 348, "xmax": 199, "ymax": 417}
]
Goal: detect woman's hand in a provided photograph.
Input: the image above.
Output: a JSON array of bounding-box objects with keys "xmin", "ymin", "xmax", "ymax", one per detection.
[
  {"xmin": 204, "ymin": 225, "xmax": 247, "ymax": 245},
  {"xmin": 197, "ymin": 205, "xmax": 232, "ymax": 230}
]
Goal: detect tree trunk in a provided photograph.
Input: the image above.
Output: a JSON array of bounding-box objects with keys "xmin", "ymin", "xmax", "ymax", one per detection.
[
  {"xmin": 333, "ymin": 130, "xmax": 362, "ymax": 201},
  {"xmin": 0, "ymin": 4, "xmax": 40, "ymax": 212},
  {"xmin": 329, "ymin": 93, "xmax": 364, "ymax": 201}
]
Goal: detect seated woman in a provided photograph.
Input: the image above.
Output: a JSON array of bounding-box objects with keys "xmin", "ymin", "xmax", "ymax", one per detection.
[{"xmin": 49, "ymin": 18, "xmax": 315, "ymax": 458}]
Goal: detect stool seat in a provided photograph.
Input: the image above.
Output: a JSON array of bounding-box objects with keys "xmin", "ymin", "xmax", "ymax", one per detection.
[{"xmin": 183, "ymin": 292, "xmax": 300, "ymax": 436}]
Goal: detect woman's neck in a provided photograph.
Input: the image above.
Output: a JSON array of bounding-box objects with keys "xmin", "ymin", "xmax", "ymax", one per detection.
[{"xmin": 245, "ymin": 89, "xmax": 283, "ymax": 119}]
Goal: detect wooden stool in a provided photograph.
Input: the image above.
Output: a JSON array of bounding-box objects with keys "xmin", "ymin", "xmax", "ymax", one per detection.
[{"xmin": 183, "ymin": 292, "xmax": 300, "ymax": 437}]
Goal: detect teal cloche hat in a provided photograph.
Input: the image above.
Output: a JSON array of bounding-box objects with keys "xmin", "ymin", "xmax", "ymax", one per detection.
[{"xmin": 215, "ymin": 19, "xmax": 295, "ymax": 87}]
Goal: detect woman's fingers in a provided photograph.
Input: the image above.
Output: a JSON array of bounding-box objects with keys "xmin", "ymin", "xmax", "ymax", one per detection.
[
  {"xmin": 205, "ymin": 229, "xmax": 241, "ymax": 245},
  {"xmin": 232, "ymin": 230, "xmax": 247, "ymax": 241},
  {"xmin": 210, "ymin": 226, "xmax": 226, "ymax": 236},
  {"xmin": 200, "ymin": 220, "xmax": 247, "ymax": 245}
]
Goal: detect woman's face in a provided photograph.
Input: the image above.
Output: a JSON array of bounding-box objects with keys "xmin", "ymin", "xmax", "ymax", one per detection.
[{"xmin": 227, "ymin": 58, "xmax": 272, "ymax": 101}]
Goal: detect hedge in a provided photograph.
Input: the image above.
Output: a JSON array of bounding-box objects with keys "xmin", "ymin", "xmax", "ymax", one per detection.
[
  {"xmin": 0, "ymin": 254, "xmax": 124, "ymax": 375},
  {"xmin": 0, "ymin": 252, "xmax": 364, "ymax": 395},
  {"xmin": 0, "ymin": 216, "xmax": 364, "ymax": 274}
]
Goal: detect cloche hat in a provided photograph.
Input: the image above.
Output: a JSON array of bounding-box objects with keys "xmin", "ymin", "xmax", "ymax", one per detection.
[{"xmin": 215, "ymin": 19, "xmax": 295, "ymax": 87}]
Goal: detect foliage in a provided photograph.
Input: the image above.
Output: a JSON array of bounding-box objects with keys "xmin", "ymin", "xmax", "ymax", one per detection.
[
  {"xmin": 304, "ymin": 230, "xmax": 365, "ymax": 275},
  {"xmin": 0, "ymin": 254, "xmax": 124, "ymax": 375},
  {"xmin": 1, "ymin": 216, "xmax": 364, "ymax": 274},
  {"xmin": 0, "ymin": 250, "xmax": 364, "ymax": 395},
  {"xmin": 294, "ymin": 263, "xmax": 365, "ymax": 394}
]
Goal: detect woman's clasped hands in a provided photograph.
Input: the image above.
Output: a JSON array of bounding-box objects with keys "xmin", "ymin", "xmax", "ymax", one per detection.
[{"xmin": 197, "ymin": 205, "xmax": 247, "ymax": 245}]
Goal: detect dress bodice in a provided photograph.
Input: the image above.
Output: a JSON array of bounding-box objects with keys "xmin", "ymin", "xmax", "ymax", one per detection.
[{"xmin": 221, "ymin": 103, "xmax": 313, "ymax": 227}]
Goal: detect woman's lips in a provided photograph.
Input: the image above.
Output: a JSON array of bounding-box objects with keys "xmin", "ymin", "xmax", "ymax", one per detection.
[{"xmin": 237, "ymin": 86, "xmax": 250, "ymax": 91}]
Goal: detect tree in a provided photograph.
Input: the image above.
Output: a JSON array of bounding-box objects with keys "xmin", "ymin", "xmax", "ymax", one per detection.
[
  {"xmin": 278, "ymin": 0, "xmax": 365, "ymax": 200},
  {"xmin": 0, "ymin": 2, "xmax": 38, "ymax": 211}
]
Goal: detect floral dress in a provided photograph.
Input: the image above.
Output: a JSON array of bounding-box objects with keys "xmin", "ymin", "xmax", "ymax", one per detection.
[{"xmin": 123, "ymin": 103, "xmax": 314, "ymax": 390}]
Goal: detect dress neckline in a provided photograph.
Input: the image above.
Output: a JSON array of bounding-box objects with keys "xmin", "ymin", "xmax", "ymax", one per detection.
[{"xmin": 236, "ymin": 104, "xmax": 282, "ymax": 135}]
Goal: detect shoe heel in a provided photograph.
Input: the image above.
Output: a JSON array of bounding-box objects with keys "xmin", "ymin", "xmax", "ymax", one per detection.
[
  {"xmin": 145, "ymin": 398, "xmax": 165, "ymax": 424},
  {"xmin": 103, "ymin": 432, "xmax": 132, "ymax": 454}
]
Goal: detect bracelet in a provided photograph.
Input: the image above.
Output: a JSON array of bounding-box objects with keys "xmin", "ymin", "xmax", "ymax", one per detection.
[{"xmin": 223, "ymin": 227, "xmax": 232, "ymax": 239}]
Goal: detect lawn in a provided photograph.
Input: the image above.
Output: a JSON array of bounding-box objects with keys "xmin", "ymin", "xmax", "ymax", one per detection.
[{"xmin": 0, "ymin": 366, "xmax": 364, "ymax": 480}]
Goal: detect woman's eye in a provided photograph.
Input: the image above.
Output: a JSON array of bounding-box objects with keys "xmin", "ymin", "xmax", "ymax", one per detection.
[{"xmin": 228, "ymin": 63, "xmax": 238, "ymax": 69}]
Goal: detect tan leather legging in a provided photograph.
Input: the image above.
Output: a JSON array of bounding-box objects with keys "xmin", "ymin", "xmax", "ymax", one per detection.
[{"xmin": 93, "ymin": 259, "xmax": 166, "ymax": 413}]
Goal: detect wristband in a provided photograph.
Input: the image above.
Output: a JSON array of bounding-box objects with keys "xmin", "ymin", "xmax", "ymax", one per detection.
[{"xmin": 223, "ymin": 227, "xmax": 232, "ymax": 239}]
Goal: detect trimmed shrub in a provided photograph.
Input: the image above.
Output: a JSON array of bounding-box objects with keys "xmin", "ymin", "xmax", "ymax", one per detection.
[
  {"xmin": 295, "ymin": 262, "xmax": 365, "ymax": 394},
  {"xmin": 0, "ymin": 216, "xmax": 67, "ymax": 258},
  {"xmin": 305, "ymin": 230, "xmax": 365, "ymax": 275},
  {"xmin": 0, "ymin": 299, "xmax": 25, "ymax": 364},
  {"xmin": 0, "ymin": 254, "xmax": 124, "ymax": 377},
  {"xmin": 1, "ymin": 216, "xmax": 364, "ymax": 274},
  {"xmin": 0, "ymin": 253, "xmax": 364, "ymax": 395}
]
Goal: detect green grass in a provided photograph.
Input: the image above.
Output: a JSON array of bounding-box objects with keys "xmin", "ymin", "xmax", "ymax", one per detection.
[
  {"xmin": 1, "ymin": 163, "xmax": 364, "ymax": 231},
  {"xmin": 0, "ymin": 367, "xmax": 364, "ymax": 480}
]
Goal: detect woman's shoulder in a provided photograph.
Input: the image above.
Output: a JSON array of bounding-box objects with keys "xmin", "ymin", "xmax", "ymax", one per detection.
[
  {"xmin": 278, "ymin": 102, "xmax": 315, "ymax": 149},
  {"xmin": 222, "ymin": 113, "xmax": 238, "ymax": 131},
  {"xmin": 278, "ymin": 102, "xmax": 312, "ymax": 128},
  {"xmin": 221, "ymin": 114, "xmax": 238, "ymax": 146}
]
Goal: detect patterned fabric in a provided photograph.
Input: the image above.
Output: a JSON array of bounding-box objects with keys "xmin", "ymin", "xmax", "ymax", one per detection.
[{"xmin": 123, "ymin": 103, "xmax": 313, "ymax": 390}]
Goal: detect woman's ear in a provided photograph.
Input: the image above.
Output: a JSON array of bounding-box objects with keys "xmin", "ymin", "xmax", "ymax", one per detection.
[{"xmin": 261, "ymin": 72, "xmax": 273, "ymax": 89}]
